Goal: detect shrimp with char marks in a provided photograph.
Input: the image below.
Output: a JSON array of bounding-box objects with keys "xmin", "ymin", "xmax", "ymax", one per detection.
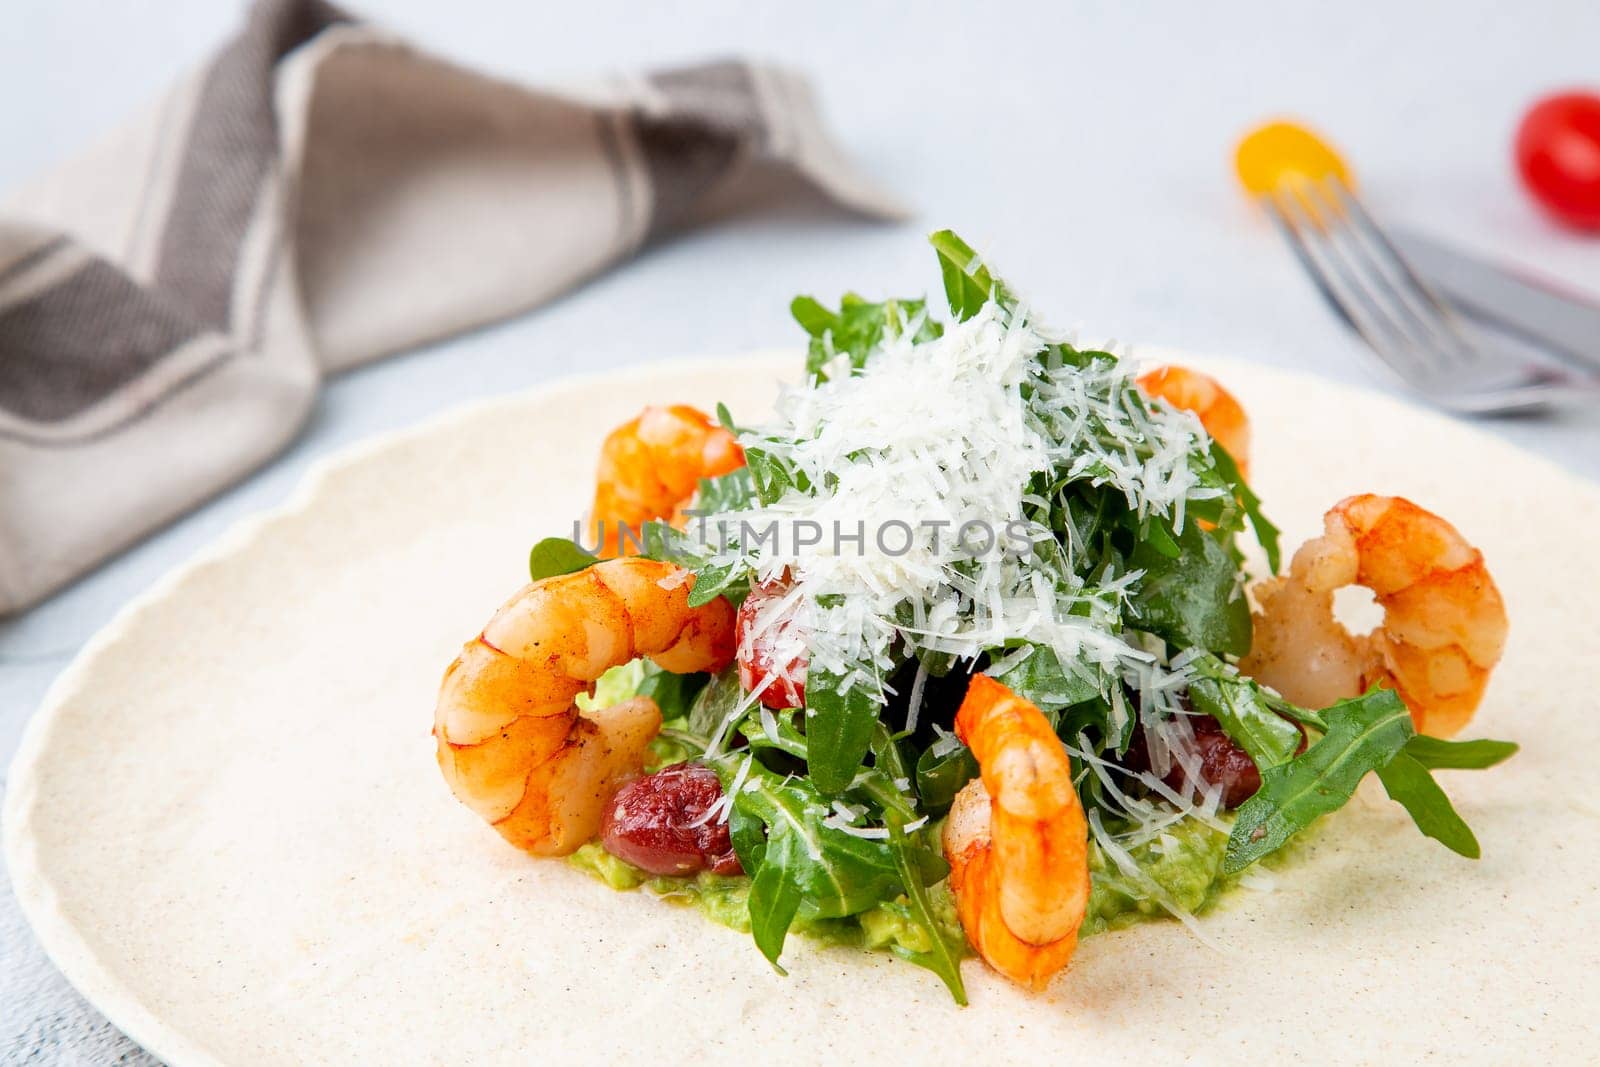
[
  {"xmin": 589, "ymin": 405, "xmax": 744, "ymax": 557},
  {"xmin": 942, "ymin": 675, "xmax": 1090, "ymax": 991},
  {"xmin": 1241, "ymin": 494, "xmax": 1508, "ymax": 737},
  {"xmin": 433, "ymin": 558, "xmax": 736, "ymax": 855}
]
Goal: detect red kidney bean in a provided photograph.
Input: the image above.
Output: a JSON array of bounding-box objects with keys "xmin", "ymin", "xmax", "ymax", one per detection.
[
  {"xmin": 600, "ymin": 762, "xmax": 742, "ymax": 876},
  {"xmin": 1171, "ymin": 715, "xmax": 1265, "ymax": 809},
  {"xmin": 1125, "ymin": 714, "xmax": 1301, "ymax": 809}
]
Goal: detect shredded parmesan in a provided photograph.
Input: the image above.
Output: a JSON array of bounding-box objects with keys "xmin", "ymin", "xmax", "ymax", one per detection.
[
  {"xmin": 904, "ymin": 660, "xmax": 930, "ymax": 734},
  {"xmin": 682, "ymin": 293, "xmax": 1235, "ymax": 849},
  {"xmin": 692, "ymin": 754, "xmax": 753, "ymax": 827},
  {"xmin": 822, "ymin": 799, "xmax": 891, "ymax": 839},
  {"xmin": 692, "ymin": 300, "xmax": 1218, "ymax": 724},
  {"xmin": 929, "ymin": 724, "xmax": 963, "ymax": 759}
]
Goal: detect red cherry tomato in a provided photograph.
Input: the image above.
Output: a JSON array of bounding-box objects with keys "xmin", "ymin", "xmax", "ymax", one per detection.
[
  {"xmin": 734, "ymin": 581, "xmax": 807, "ymax": 710},
  {"xmin": 1515, "ymin": 90, "xmax": 1600, "ymax": 231}
]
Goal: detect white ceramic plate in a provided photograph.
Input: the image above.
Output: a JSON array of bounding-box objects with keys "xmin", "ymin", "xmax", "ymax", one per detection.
[{"xmin": 7, "ymin": 352, "xmax": 1599, "ymax": 1066}]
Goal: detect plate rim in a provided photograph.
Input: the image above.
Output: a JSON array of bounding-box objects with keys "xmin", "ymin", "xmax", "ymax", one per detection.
[{"xmin": 6, "ymin": 346, "xmax": 1596, "ymax": 1065}]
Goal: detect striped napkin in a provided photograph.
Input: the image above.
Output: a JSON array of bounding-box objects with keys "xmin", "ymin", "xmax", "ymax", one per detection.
[{"xmin": 0, "ymin": 0, "xmax": 900, "ymax": 616}]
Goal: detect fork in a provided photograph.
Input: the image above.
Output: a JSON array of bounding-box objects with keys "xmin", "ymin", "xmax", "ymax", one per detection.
[{"xmin": 1239, "ymin": 123, "xmax": 1600, "ymax": 414}]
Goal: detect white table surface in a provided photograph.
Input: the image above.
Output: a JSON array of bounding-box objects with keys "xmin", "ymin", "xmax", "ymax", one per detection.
[{"xmin": 3, "ymin": 1, "xmax": 1597, "ymax": 1060}]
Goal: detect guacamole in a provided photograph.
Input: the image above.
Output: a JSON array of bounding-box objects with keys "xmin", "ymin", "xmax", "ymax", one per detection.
[{"xmin": 571, "ymin": 809, "xmax": 1257, "ymax": 961}]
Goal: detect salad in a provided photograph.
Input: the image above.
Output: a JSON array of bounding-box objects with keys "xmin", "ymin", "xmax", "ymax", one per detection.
[{"xmin": 434, "ymin": 232, "xmax": 1515, "ymax": 1003}]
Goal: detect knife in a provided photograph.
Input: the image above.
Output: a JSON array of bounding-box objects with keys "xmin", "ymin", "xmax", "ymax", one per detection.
[{"xmin": 1392, "ymin": 228, "xmax": 1600, "ymax": 374}]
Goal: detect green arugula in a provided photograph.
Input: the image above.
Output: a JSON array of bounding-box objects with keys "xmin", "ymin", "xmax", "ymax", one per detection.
[
  {"xmin": 743, "ymin": 827, "xmax": 805, "ymax": 972},
  {"xmin": 929, "ymin": 229, "xmax": 1012, "ymax": 320},
  {"xmin": 1208, "ymin": 440, "xmax": 1282, "ymax": 574},
  {"xmin": 684, "ymin": 558, "xmax": 748, "ymax": 609},
  {"xmin": 725, "ymin": 761, "xmax": 905, "ymax": 968},
  {"xmin": 914, "ymin": 741, "xmax": 978, "ymax": 813},
  {"xmin": 527, "ymin": 537, "xmax": 598, "ymax": 582},
  {"xmin": 793, "ymin": 293, "xmax": 942, "ymax": 380},
  {"xmin": 1222, "ymin": 688, "xmax": 1511, "ymax": 872},
  {"xmin": 1376, "ymin": 752, "xmax": 1481, "ymax": 858},
  {"xmin": 803, "ymin": 663, "xmax": 884, "ymax": 796},
  {"xmin": 1127, "ymin": 521, "xmax": 1253, "ymax": 656},
  {"xmin": 985, "ymin": 642, "xmax": 1102, "ymax": 712},
  {"xmin": 636, "ymin": 668, "xmax": 709, "ymax": 722},
  {"xmin": 1225, "ymin": 689, "xmax": 1414, "ymax": 872},
  {"xmin": 686, "ymin": 668, "xmax": 746, "ymax": 741},
  {"xmin": 885, "ymin": 813, "xmax": 968, "ymax": 1004},
  {"xmin": 692, "ymin": 467, "xmax": 756, "ymax": 515},
  {"xmin": 1402, "ymin": 734, "xmax": 1519, "ymax": 769},
  {"xmin": 1184, "ymin": 653, "xmax": 1301, "ymax": 769}
]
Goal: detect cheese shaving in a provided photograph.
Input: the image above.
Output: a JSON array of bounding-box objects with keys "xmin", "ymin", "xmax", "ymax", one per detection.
[{"xmin": 694, "ymin": 299, "xmax": 1220, "ymax": 714}]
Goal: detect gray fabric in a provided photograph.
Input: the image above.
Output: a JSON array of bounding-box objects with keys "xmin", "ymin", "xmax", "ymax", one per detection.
[
  {"xmin": 640, "ymin": 62, "xmax": 764, "ymax": 235},
  {"xmin": 0, "ymin": 261, "xmax": 207, "ymax": 423},
  {"xmin": 0, "ymin": 0, "xmax": 901, "ymax": 615},
  {"xmin": 151, "ymin": 0, "xmax": 347, "ymax": 327}
]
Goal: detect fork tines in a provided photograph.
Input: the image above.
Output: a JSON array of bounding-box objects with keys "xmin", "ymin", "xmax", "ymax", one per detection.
[{"xmin": 1261, "ymin": 175, "xmax": 1489, "ymax": 388}]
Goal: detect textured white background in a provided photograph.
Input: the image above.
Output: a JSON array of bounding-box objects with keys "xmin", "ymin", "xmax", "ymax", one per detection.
[{"xmin": 2, "ymin": 1, "xmax": 1597, "ymax": 1061}]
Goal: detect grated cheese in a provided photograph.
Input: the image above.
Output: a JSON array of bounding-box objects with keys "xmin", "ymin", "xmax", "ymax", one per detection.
[
  {"xmin": 691, "ymin": 754, "xmax": 753, "ymax": 828},
  {"xmin": 696, "ymin": 299, "xmax": 1218, "ymax": 716},
  {"xmin": 928, "ymin": 724, "xmax": 963, "ymax": 759},
  {"xmin": 685, "ymin": 294, "xmax": 1233, "ymax": 845}
]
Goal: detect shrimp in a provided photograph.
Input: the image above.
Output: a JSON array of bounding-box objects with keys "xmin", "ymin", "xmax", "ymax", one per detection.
[
  {"xmin": 1240, "ymin": 494, "xmax": 1508, "ymax": 737},
  {"xmin": 433, "ymin": 557, "xmax": 736, "ymax": 855},
  {"xmin": 1137, "ymin": 365, "xmax": 1252, "ymax": 478},
  {"xmin": 942, "ymin": 674, "xmax": 1089, "ymax": 991},
  {"xmin": 590, "ymin": 405, "xmax": 745, "ymax": 557}
]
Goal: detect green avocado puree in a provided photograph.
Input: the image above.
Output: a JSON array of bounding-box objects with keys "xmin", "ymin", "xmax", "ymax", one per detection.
[
  {"xmin": 570, "ymin": 660, "xmax": 1289, "ymax": 961},
  {"xmin": 570, "ymin": 813, "xmax": 1261, "ymax": 958}
]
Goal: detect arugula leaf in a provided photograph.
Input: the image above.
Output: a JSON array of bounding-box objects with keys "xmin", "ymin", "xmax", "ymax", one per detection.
[
  {"xmin": 1185, "ymin": 654, "xmax": 1301, "ymax": 769},
  {"xmin": 1403, "ymin": 735, "xmax": 1519, "ymax": 770},
  {"xmin": 637, "ymin": 669, "xmax": 709, "ymax": 722},
  {"xmin": 636, "ymin": 519, "xmax": 684, "ymax": 563},
  {"xmin": 1127, "ymin": 521, "xmax": 1252, "ymax": 656},
  {"xmin": 790, "ymin": 295, "xmax": 836, "ymax": 338},
  {"xmin": 741, "ymin": 442, "xmax": 811, "ymax": 507},
  {"xmin": 724, "ymin": 761, "xmax": 904, "ymax": 967},
  {"xmin": 911, "ymin": 645, "xmax": 964, "ymax": 680},
  {"xmin": 985, "ymin": 642, "xmax": 1100, "ymax": 712},
  {"xmin": 914, "ymin": 741, "xmax": 978, "ymax": 813},
  {"xmin": 685, "ymin": 557, "xmax": 748, "ymax": 608},
  {"xmin": 738, "ymin": 706, "xmax": 808, "ymax": 762},
  {"xmin": 804, "ymin": 664, "xmax": 883, "ymax": 795},
  {"xmin": 1207, "ymin": 440, "xmax": 1282, "ymax": 574},
  {"xmin": 626, "ymin": 470, "xmax": 756, "ymax": 609},
  {"xmin": 792, "ymin": 292, "xmax": 940, "ymax": 380},
  {"xmin": 885, "ymin": 813, "xmax": 968, "ymax": 1005},
  {"xmin": 636, "ymin": 524, "xmax": 742, "ymax": 608},
  {"xmin": 527, "ymin": 537, "xmax": 598, "ymax": 582},
  {"xmin": 1375, "ymin": 752, "xmax": 1481, "ymax": 859},
  {"xmin": 746, "ymin": 829, "xmax": 805, "ymax": 973},
  {"xmin": 687, "ymin": 668, "xmax": 746, "ymax": 741},
  {"xmin": 1141, "ymin": 515, "xmax": 1183, "ymax": 560},
  {"xmin": 929, "ymin": 229, "xmax": 1010, "ymax": 320},
  {"xmin": 691, "ymin": 467, "xmax": 756, "ymax": 515},
  {"xmin": 1224, "ymin": 689, "xmax": 1414, "ymax": 872},
  {"xmin": 732, "ymin": 766, "xmax": 905, "ymax": 917},
  {"xmin": 867, "ymin": 722, "xmax": 915, "ymax": 801}
]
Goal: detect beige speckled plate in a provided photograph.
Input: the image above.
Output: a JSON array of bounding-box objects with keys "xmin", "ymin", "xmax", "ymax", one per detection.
[{"xmin": 7, "ymin": 352, "xmax": 1599, "ymax": 1066}]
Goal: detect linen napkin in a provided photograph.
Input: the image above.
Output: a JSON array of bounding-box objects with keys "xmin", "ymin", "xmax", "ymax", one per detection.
[{"xmin": 0, "ymin": 0, "xmax": 900, "ymax": 616}]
